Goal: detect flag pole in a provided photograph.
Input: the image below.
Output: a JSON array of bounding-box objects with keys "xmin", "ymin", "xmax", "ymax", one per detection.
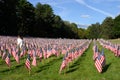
[
  {"xmin": 59, "ymin": 69, "xmax": 61, "ymax": 74},
  {"xmin": 8, "ymin": 65, "xmax": 11, "ymax": 72},
  {"xmin": 29, "ymin": 69, "xmax": 31, "ymax": 75},
  {"xmin": 64, "ymin": 68, "xmax": 66, "ymax": 76}
]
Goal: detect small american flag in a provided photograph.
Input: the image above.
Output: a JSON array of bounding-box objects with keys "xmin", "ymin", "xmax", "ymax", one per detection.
[
  {"xmin": 59, "ymin": 52, "xmax": 68, "ymax": 73},
  {"xmin": 95, "ymin": 54, "xmax": 102, "ymax": 73},
  {"xmin": 100, "ymin": 49, "xmax": 106, "ymax": 67},
  {"xmin": 32, "ymin": 50, "xmax": 37, "ymax": 66},
  {"xmin": 93, "ymin": 45, "xmax": 99, "ymax": 61},
  {"xmin": 59, "ymin": 59, "xmax": 67, "ymax": 74},
  {"xmin": 25, "ymin": 54, "xmax": 31, "ymax": 70},
  {"xmin": 2, "ymin": 50, "xmax": 7, "ymax": 60},
  {"xmin": 5, "ymin": 53, "xmax": 11, "ymax": 67},
  {"xmin": 15, "ymin": 53, "xmax": 19, "ymax": 64}
]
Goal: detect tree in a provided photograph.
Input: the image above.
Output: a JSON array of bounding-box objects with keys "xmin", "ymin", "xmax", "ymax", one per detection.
[
  {"xmin": 113, "ymin": 14, "xmax": 120, "ymax": 38},
  {"xmin": 34, "ymin": 3, "xmax": 54, "ymax": 37},
  {"xmin": 52, "ymin": 15, "xmax": 64, "ymax": 38},
  {"xmin": 78, "ymin": 28, "xmax": 86, "ymax": 39},
  {"xmin": 70, "ymin": 23, "xmax": 79, "ymax": 38},
  {"xmin": 101, "ymin": 17, "xmax": 114, "ymax": 39},
  {"xmin": 16, "ymin": 0, "xmax": 35, "ymax": 36},
  {"xmin": 0, "ymin": 0, "xmax": 17, "ymax": 35},
  {"xmin": 86, "ymin": 23, "xmax": 101, "ymax": 39}
]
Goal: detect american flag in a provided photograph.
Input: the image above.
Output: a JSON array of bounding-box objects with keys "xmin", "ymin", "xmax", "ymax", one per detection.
[
  {"xmin": 11, "ymin": 48, "xmax": 16, "ymax": 59},
  {"xmin": 47, "ymin": 46, "xmax": 52, "ymax": 58},
  {"xmin": 20, "ymin": 50, "xmax": 24, "ymax": 58},
  {"xmin": 59, "ymin": 52, "xmax": 68, "ymax": 73},
  {"xmin": 39, "ymin": 47, "xmax": 43, "ymax": 61},
  {"xmin": 25, "ymin": 54, "xmax": 31, "ymax": 70},
  {"xmin": 59, "ymin": 57, "xmax": 67, "ymax": 74},
  {"xmin": 43, "ymin": 47, "xmax": 47, "ymax": 59},
  {"xmin": 116, "ymin": 46, "xmax": 120, "ymax": 57},
  {"xmin": 93, "ymin": 45, "xmax": 99, "ymax": 61},
  {"xmin": 32, "ymin": 50, "xmax": 37, "ymax": 66},
  {"xmin": 95, "ymin": 54, "xmax": 102, "ymax": 73},
  {"xmin": 5, "ymin": 53, "xmax": 11, "ymax": 67},
  {"xmin": 0, "ymin": 50, "xmax": 2, "ymax": 57},
  {"xmin": 100, "ymin": 49, "xmax": 106, "ymax": 67},
  {"xmin": 118, "ymin": 46, "xmax": 120, "ymax": 56},
  {"xmin": 15, "ymin": 53, "xmax": 20, "ymax": 64},
  {"xmin": 2, "ymin": 50, "xmax": 7, "ymax": 60},
  {"xmin": 61, "ymin": 47, "xmax": 67, "ymax": 54}
]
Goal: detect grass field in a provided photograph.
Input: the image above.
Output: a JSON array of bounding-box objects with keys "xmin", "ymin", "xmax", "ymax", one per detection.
[
  {"xmin": 109, "ymin": 38, "xmax": 120, "ymax": 44},
  {"xmin": 0, "ymin": 40, "xmax": 120, "ymax": 80}
]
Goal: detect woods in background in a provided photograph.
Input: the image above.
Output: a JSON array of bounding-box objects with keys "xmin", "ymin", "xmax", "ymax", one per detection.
[{"xmin": 0, "ymin": 0, "xmax": 120, "ymax": 39}]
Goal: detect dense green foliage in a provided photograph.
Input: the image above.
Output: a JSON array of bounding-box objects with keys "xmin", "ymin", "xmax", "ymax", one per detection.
[{"xmin": 0, "ymin": 0, "xmax": 120, "ymax": 39}]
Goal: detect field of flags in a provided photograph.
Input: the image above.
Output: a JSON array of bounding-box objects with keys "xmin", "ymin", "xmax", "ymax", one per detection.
[{"xmin": 0, "ymin": 36, "xmax": 120, "ymax": 80}]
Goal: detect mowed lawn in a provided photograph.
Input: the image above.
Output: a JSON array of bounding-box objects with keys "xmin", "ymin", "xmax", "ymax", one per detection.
[
  {"xmin": 0, "ymin": 40, "xmax": 120, "ymax": 80},
  {"xmin": 109, "ymin": 38, "xmax": 120, "ymax": 44}
]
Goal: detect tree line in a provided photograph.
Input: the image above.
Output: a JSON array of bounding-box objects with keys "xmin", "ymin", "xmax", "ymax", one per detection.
[{"xmin": 0, "ymin": 0, "xmax": 120, "ymax": 39}]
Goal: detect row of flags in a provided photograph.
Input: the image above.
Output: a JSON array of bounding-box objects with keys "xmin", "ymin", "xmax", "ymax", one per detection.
[
  {"xmin": 93, "ymin": 42, "xmax": 106, "ymax": 73},
  {"xmin": 98, "ymin": 39, "xmax": 120, "ymax": 57},
  {"xmin": 59, "ymin": 40, "xmax": 91, "ymax": 73}
]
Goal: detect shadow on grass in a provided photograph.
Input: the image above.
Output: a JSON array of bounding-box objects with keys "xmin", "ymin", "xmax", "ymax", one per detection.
[
  {"xmin": 0, "ymin": 60, "xmax": 5, "ymax": 65},
  {"xmin": 0, "ymin": 68, "xmax": 10, "ymax": 73},
  {"xmin": 35, "ymin": 56, "xmax": 63, "ymax": 73},
  {"xmin": 15, "ymin": 63, "xmax": 24, "ymax": 68},
  {"xmin": 35, "ymin": 64, "xmax": 50, "ymax": 73},
  {"xmin": 0, "ymin": 63, "xmax": 24, "ymax": 73},
  {"xmin": 69, "ymin": 59, "xmax": 81, "ymax": 68},
  {"xmin": 10, "ymin": 56, "xmax": 26, "ymax": 63},
  {"xmin": 66, "ymin": 67, "xmax": 79, "ymax": 73},
  {"xmin": 102, "ymin": 63, "xmax": 111, "ymax": 73},
  {"xmin": 66, "ymin": 52, "xmax": 87, "ymax": 74},
  {"xmin": 66, "ymin": 59, "xmax": 80, "ymax": 74},
  {"xmin": 10, "ymin": 59, "xmax": 16, "ymax": 62}
]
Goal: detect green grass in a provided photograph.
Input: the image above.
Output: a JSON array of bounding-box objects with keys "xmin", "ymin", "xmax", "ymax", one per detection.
[
  {"xmin": 0, "ymin": 40, "xmax": 120, "ymax": 80},
  {"xmin": 108, "ymin": 39, "xmax": 120, "ymax": 44}
]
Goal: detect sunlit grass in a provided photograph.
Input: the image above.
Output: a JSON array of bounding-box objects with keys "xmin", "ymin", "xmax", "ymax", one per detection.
[{"xmin": 108, "ymin": 38, "xmax": 120, "ymax": 44}]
